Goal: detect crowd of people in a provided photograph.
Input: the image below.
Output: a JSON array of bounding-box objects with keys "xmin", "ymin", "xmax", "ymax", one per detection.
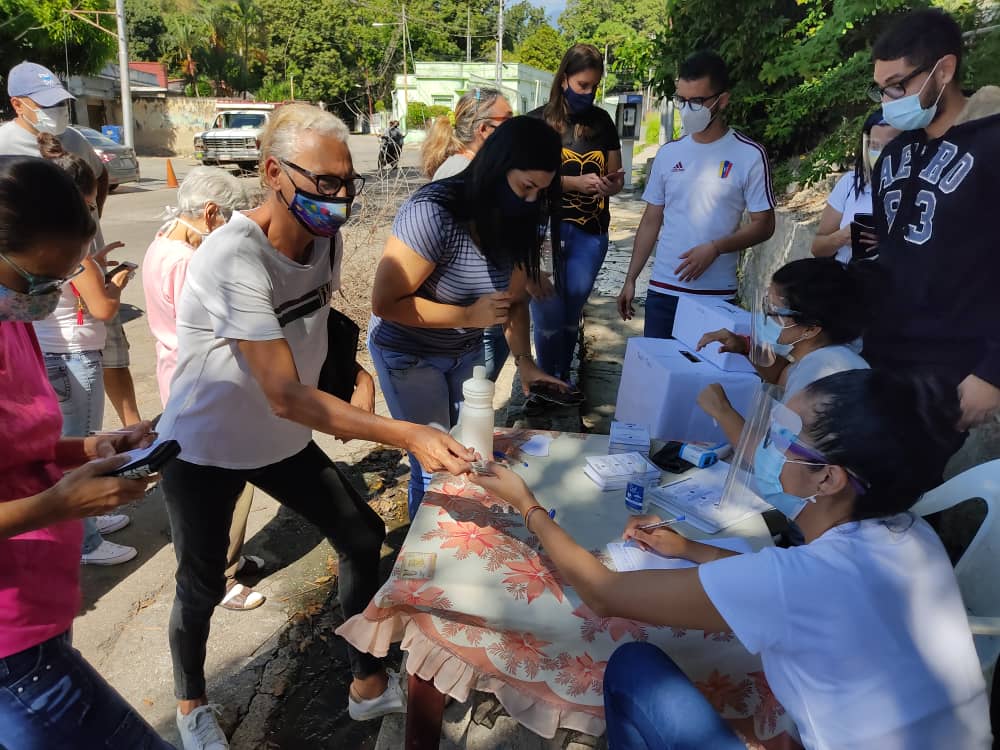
[{"xmin": 0, "ymin": 6, "xmax": 997, "ymax": 750}]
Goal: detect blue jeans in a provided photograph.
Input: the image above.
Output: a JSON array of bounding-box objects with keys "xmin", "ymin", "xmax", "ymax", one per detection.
[
  {"xmin": 483, "ymin": 324, "xmax": 509, "ymax": 382},
  {"xmin": 643, "ymin": 290, "xmax": 680, "ymax": 339},
  {"xmin": 0, "ymin": 632, "xmax": 173, "ymax": 750},
  {"xmin": 604, "ymin": 642, "xmax": 744, "ymax": 750},
  {"xmin": 44, "ymin": 351, "xmax": 106, "ymax": 555},
  {"xmin": 368, "ymin": 339, "xmax": 484, "ymax": 518},
  {"xmin": 531, "ymin": 223, "xmax": 609, "ymax": 381}
]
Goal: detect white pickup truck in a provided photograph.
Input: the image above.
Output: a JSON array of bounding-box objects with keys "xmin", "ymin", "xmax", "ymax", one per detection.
[{"xmin": 194, "ymin": 102, "xmax": 276, "ymax": 170}]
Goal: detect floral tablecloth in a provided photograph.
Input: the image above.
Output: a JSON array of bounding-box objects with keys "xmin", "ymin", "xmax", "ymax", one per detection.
[{"xmin": 337, "ymin": 430, "xmax": 800, "ymax": 748}]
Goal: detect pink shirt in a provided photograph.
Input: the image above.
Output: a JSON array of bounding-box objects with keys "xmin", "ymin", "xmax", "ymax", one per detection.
[
  {"xmin": 0, "ymin": 322, "xmax": 81, "ymax": 658},
  {"xmin": 142, "ymin": 232, "xmax": 197, "ymax": 405}
]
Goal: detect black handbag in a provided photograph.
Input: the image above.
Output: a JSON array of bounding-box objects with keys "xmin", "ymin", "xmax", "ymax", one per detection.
[{"xmin": 317, "ymin": 239, "xmax": 361, "ymax": 401}]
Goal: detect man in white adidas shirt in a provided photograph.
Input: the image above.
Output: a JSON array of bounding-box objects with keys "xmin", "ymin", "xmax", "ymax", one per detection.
[{"xmin": 618, "ymin": 51, "xmax": 776, "ymax": 337}]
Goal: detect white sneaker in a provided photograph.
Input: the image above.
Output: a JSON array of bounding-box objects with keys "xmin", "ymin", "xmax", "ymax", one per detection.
[
  {"xmin": 348, "ymin": 669, "xmax": 406, "ymax": 721},
  {"xmin": 80, "ymin": 540, "xmax": 137, "ymax": 566},
  {"xmin": 176, "ymin": 704, "xmax": 228, "ymax": 750},
  {"xmin": 95, "ymin": 513, "xmax": 130, "ymax": 535}
]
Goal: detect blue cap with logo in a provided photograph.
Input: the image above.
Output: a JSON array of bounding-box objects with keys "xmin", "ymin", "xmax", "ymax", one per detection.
[{"xmin": 7, "ymin": 62, "xmax": 75, "ymax": 107}]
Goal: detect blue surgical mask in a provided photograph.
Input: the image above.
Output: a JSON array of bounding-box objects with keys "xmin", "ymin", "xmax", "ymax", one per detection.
[
  {"xmin": 563, "ymin": 86, "xmax": 595, "ymax": 115},
  {"xmin": 752, "ymin": 310, "xmax": 794, "ymax": 358},
  {"xmin": 752, "ymin": 439, "xmax": 816, "ymax": 521},
  {"xmin": 282, "ymin": 186, "xmax": 351, "ymax": 238},
  {"xmin": 882, "ymin": 61, "xmax": 945, "ymax": 132}
]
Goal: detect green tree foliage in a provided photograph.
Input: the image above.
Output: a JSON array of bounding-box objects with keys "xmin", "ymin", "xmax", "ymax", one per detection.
[
  {"xmin": 1, "ymin": 0, "xmax": 117, "ymax": 77},
  {"xmin": 514, "ymin": 24, "xmax": 565, "ymax": 72}
]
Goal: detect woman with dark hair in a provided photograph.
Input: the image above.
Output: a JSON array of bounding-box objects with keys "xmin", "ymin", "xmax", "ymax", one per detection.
[
  {"xmin": 0, "ymin": 156, "xmax": 168, "ymax": 748},
  {"xmin": 812, "ymin": 111, "xmax": 900, "ymax": 263},
  {"xmin": 370, "ymin": 116, "xmax": 568, "ymax": 516},
  {"xmin": 36, "ymin": 133, "xmax": 140, "ymax": 567},
  {"xmin": 527, "ymin": 43, "xmax": 624, "ymax": 390},
  {"xmin": 695, "ymin": 257, "xmax": 874, "ymax": 448},
  {"xmin": 471, "ymin": 369, "xmax": 989, "ymax": 749}
]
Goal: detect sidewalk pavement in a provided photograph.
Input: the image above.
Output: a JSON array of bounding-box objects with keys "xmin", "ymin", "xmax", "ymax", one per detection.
[{"xmin": 373, "ymin": 193, "xmax": 652, "ymax": 750}]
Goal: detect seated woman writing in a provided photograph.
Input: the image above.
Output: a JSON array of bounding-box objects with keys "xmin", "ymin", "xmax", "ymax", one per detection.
[
  {"xmin": 696, "ymin": 257, "xmax": 873, "ymax": 448},
  {"xmin": 472, "ymin": 369, "xmax": 990, "ymax": 750}
]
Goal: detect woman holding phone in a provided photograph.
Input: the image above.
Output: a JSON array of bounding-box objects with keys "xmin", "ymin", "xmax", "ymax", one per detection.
[
  {"xmin": 36, "ymin": 133, "xmax": 139, "ymax": 566},
  {"xmin": 527, "ymin": 43, "xmax": 624, "ymax": 394},
  {"xmin": 0, "ymin": 155, "xmax": 168, "ymax": 749},
  {"xmin": 370, "ymin": 116, "xmax": 569, "ymax": 517}
]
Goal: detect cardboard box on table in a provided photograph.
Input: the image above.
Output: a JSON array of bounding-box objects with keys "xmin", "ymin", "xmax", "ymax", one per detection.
[
  {"xmin": 671, "ymin": 297, "xmax": 756, "ymax": 374},
  {"xmin": 614, "ymin": 337, "xmax": 760, "ymax": 444}
]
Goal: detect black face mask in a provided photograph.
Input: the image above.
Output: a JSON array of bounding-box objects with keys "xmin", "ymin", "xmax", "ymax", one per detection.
[
  {"xmin": 500, "ymin": 178, "xmax": 539, "ymax": 217},
  {"xmin": 564, "ymin": 86, "xmax": 596, "ymax": 115}
]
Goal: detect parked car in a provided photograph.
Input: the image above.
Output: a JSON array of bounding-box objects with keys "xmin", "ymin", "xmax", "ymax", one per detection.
[{"xmin": 71, "ymin": 126, "xmax": 140, "ymax": 191}]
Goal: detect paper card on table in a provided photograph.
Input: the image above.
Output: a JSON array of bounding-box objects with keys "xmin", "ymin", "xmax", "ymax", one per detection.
[
  {"xmin": 606, "ymin": 537, "xmax": 753, "ymax": 572},
  {"xmin": 520, "ymin": 434, "xmax": 553, "ymax": 457},
  {"xmin": 399, "ymin": 552, "xmax": 437, "ymax": 580}
]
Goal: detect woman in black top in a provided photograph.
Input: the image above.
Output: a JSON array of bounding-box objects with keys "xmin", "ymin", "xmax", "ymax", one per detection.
[{"xmin": 528, "ymin": 43, "xmax": 624, "ymax": 389}]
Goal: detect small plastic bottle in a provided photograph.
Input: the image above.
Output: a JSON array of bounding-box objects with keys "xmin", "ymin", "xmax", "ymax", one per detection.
[{"xmin": 458, "ymin": 365, "xmax": 495, "ymax": 462}]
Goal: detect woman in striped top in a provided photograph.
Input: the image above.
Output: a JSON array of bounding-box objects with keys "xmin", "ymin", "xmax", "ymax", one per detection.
[{"xmin": 369, "ymin": 116, "xmax": 569, "ymax": 516}]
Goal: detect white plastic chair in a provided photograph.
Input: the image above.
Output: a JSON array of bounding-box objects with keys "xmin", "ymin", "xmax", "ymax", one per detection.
[{"xmin": 912, "ymin": 459, "xmax": 1000, "ymax": 690}]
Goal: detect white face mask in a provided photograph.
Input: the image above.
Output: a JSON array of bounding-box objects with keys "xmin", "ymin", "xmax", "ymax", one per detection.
[
  {"xmin": 27, "ymin": 102, "xmax": 69, "ymax": 136},
  {"xmin": 679, "ymin": 97, "xmax": 720, "ymax": 135}
]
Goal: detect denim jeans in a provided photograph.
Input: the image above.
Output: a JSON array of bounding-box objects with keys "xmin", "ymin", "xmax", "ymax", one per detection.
[
  {"xmin": 0, "ymin": 632, "xmax": 172, "ymax": 750},
  {"xmin": 530, "ymin": 222, "xmax": 609, "ymax": 381},
  {"xmin": 162, "ymin": 442, "xmax": 386, "ymax": 699},
  {"xmin": 44, "ymin": 351, "xmax": 106, "ymax": 555},
  {"xmin": 368, "ymin": 338, "xmax": 484, "ymax": 517},
  {"xmin": 483, "ymin": 324, "xmax": 509, "ymax": 382},
  {"xmin": 604, "ymin": 642, "xmax": 744, "ymax": 750}
]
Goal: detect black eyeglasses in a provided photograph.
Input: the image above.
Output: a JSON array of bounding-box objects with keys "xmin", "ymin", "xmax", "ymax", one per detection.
[
  {"xmin": 672, "ymin": 93, "xmax": 722, "ymax": 112},
  {"xmin": 867, "ymin": 64, "xmax": 930, "ymax": 103},
  {"xmin": 280, "ymin": 159, "xmax": 366, "ymax": 198}
]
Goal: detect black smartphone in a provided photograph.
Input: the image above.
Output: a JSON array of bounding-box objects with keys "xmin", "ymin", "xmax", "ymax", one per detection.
[
  {"xmin": 529, "ymin": 382, "xmax": 584, "ymax": 406},
  {"xmin": 105, "ymin": 440, "xmax": 181, "ymax": 479},
  {"xmin": 105, "ymin": 261, "xmax": 138, "ymax": 283},
  {"xmin": 650, "ymin": 441, "xmax": 694, "ymax": 474}
]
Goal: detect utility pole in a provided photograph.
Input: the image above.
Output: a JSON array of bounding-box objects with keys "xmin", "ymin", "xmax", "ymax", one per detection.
[
  {"xmin": 114, "ymin": 0, "xmax": 134, "ymax": 148},
  {"xmin": 466, "ymin": 7, "xmax": 472, "ymax": 63},
  {"xmin": 495, "ymin": 0, "xmax": 504, "ymax": 88}
]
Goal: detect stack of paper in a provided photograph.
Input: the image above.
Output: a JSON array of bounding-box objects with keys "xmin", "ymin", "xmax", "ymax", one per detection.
[
  {"xmin": 583, "ymin": 452, "xmax": 661, "ymax": 491},
  {"xmin": 607, "ymin": 537, "xmax": 753, "ymax": 571}
]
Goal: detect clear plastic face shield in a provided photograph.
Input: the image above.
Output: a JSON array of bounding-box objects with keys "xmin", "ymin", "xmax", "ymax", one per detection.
[
  {"xmin": 721, "ymin": 386, "xmax": 868, "ymax": 520},
  {"xmin": 749, "ymin": 287, "xmax": 803, "ymax": 367}
]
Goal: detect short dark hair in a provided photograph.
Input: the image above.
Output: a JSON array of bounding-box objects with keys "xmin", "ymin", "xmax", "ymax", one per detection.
[
  {"xmin": 0, "ymin": 156, "xmax": 95, "ymax": 258},
  {"xmin": 771, "ymin": 257, "xmax": 881, "ymax": 344},
  {"xmin": 804, "ymin": 370, "xmax": 961, "ymax": 521},
  {"xmin": 872, "ymin": 8, "xmax": 963, "ymax": 76},
  {"xmin": 678, "ymin": 51, "xmax": 730, "ymax": 92}
]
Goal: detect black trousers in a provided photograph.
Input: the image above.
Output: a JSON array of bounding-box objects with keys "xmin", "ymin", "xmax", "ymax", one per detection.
[{"xmin": 162, "ymin": 441, "xmax": 385, "ymax": 699}]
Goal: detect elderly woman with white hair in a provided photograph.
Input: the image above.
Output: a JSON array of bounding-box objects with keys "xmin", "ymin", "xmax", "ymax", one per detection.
[
  {"xmin": 155, "ymin": 104, "xmax": 475, "ymax": 750},
  {"xmin": 142, "ymin": 166, "xmax": 268, "ymax": 613}
]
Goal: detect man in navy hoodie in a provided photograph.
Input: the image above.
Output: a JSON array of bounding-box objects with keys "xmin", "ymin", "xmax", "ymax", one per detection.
[{"xmin": 866, "ymin": 8, "xmax": 1000, "ymax": 431}]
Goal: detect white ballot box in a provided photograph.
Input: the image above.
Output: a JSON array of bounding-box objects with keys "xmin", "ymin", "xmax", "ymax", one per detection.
[
  {"xmin": 615, "ymin": 337, "xmax": 760, "ymax": 443},
  {"xmin": 672, "ymin": 297, "xmax": 756, "ymax": 373}
]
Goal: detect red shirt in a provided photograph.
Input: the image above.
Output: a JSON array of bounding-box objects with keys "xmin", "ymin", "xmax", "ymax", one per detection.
[{"xmin": 0, "ymin": 321, "xmax": 81, "ymax": 657}]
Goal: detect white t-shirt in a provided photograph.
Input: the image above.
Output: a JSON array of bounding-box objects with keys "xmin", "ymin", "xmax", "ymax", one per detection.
[
  {"xmin": 826, "ymin": 172, "xmax": 873, "ymax": 264},
  {"xmin": 783, "ymin": 345, "xmax": 869, "ymax": 399},
  {"xmin": 643, "ymin": 129, "xmax": 774, "ymax": 296},
  {"xmin": 32, "ymin": 283, "xmax": 106, "ymax": 354},
  {"xmin": 156, "ymin": 212, "xmax": 343, "ymax": 469},
  {"xmin": 699, "ymin": 517, "xmax": 990, "ymax": 750}
]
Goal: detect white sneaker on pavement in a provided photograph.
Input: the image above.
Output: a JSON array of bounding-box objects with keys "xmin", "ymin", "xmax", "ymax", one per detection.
[
  {"xmin": 94, "ymin": 513, "xmax": 130, "ymax": 535},
  {"xmin": 348, "ymin": 669, "xmax": 406, "ymax": 721},
  {"xmin": 176, "ymin": 704, "xmax": 228, "ymax": 750},
  {"xmin": 80, "ymin": 540, "xmax": 137, "ymax": 566}
]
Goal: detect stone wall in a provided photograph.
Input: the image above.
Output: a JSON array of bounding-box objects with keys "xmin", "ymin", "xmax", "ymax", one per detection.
[
  {"xmin": 737, "ymin": 199, "xmax": 1000, "ymax": 480},
  {"xmin": 110, "ymin": 97, "xmax": 219, "ymax": 156}
]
